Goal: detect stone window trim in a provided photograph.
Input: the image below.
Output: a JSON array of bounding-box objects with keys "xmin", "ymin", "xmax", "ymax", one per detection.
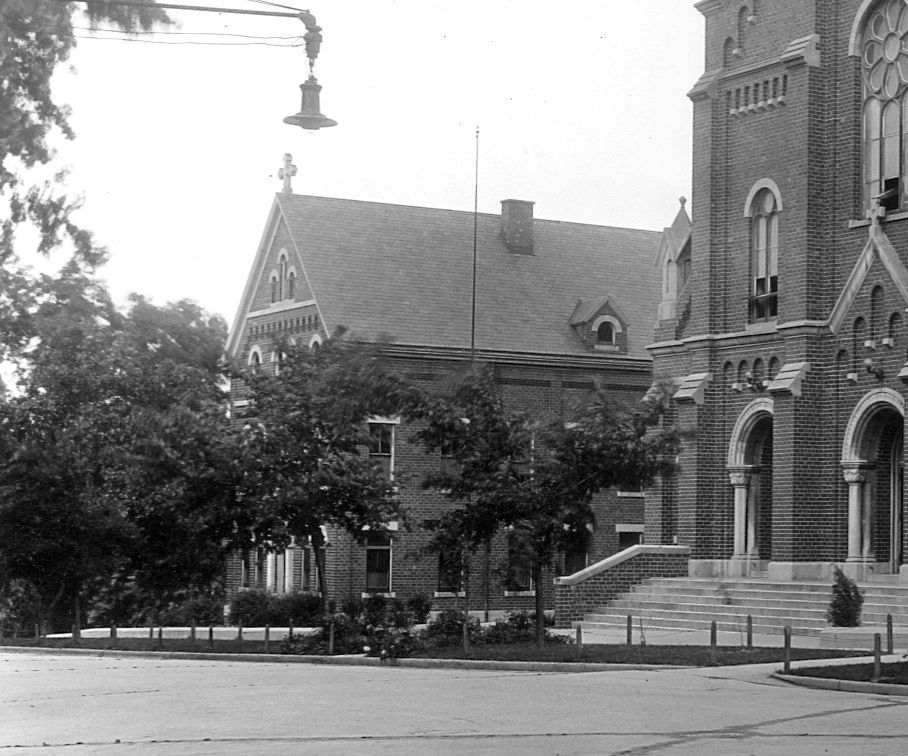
[
  {"xmin": 592, "ymin": 315, "xmax": 623, "ymax": 352},
  {"xmin": 309, "ymin": 333, "xmax": 323, "ymax": 349},
  {"xmin": 858, "ymin": 0, "xmax": 908, "ymax": 211},
  {"xmin": 247, "ymin": 345, "xmax": 263, "ymax": 373},
  {"xmin": 746, "ymin": 182, "xmax": 782, "ymax": 323}
]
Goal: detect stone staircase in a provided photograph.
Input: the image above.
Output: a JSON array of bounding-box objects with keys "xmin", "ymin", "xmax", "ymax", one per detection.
[{"xmin": 574, "ymin": 576, "xmax": 908, "ymax": 636}]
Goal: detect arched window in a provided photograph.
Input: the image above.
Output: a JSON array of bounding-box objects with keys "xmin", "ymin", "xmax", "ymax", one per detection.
[
  {"xmin": 596, "ymin": 321, "xmax": 614, "ymax": 345},
  {"xmin": 269, "ymin": 274, "xmax": 279, "ymax": 304},
  {"xmin": 748, "ymin": 188, "xmax": 780, "ymax": 322},
  {"xmin": 249, "ymin": 349, "xmax": 262, "ymax": 375},
  {"xmin": 287, "ymin": 270, "xmax": 296, "ymax": 299},
  {"xmin": 861, "ymin": 0, "xmax": 908, "ymax": 209}
]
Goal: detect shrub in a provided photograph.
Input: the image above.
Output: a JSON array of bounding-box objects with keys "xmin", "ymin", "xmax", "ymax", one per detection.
[
  {"xmin": 157, "ymin": 594, "xmax": 225, "ymax": 626},
  {"xmin": 423, "ymin": 608, "xmax": 481, "ymax": 647},
  {"xmin": 827, "ymin": 566, "xmax": 864, "ymax": 627},
  {"xmin": 228, "ymin": 590, "xmax": 272, "ymax": 626},
  {"xmin": 481, "ymin": 611, "xmax": 569, "ymax": 645},
  {"xmin": 282, "ymin": 613, "xmax": 365, "ymax": 655},
  {"xmin": 271, "ymin": 593, "xmax": 322, "ymax": 626},
  {"xmin": 406, "ymin": 594, "xmax": 432, "ymax": 624},
  {"xmin": 367, "ymin": 625, "xmax": 422, "ymax": 659}
]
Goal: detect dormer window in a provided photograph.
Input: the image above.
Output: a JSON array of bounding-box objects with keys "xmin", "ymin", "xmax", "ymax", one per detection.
[{"xmin": 597, "ymin": 321, "xmax": 615, "ymax": 345}]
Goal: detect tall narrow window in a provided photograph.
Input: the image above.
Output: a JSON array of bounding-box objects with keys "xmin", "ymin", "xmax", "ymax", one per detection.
[
  {"xmin": 862, "ymin": 0, "xmax": 908, "ymax": 209},
  {"xmin": 287, "ymin": 271, "xmax": 296, "ymax": 299},
  {"xmin": 365, "ymin": 531, "xmax": 392, "ymax": 593},
  {"xmin": 368, "ymin": 422, "xmax": 394, "ymax": 480},
  {"xmin": 269, "ymin": 274, "xmax": 279, "ymax": 304},
  {"xmin": 437, "ymin": 549, "xmax": 463, "ymax": 593},
  {"xmin": 749, "ymin": 188, "xmax": 780, "ymax": 322}
]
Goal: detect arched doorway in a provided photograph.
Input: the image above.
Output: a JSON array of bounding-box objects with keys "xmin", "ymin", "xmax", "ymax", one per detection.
[
  {"xmin": 842, "ymin": 389, "xmax": 905, "ymax": 574},
  {"xmin": 727, "ymin": 398, "xmax": 774, "ymax": 573}
]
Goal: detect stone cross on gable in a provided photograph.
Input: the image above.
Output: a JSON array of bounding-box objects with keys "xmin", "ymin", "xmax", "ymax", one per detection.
[
  {"xmin": 278, "ymin": 153, "xmax": 297, "ymax": 194},
  {"xmin": 867, "ymin": 197, "xmax": 887, "ymax": 226}
]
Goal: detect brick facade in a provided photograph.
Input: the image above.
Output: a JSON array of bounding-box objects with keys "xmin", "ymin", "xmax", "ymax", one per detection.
[
  {"xmin": 553, "ymin": 546, "xmax": 692, "ymax": 628},
  {"xmin": 226, "ymin": 193, "xmax": 664, "ymax": 613},
  {"xmin": 648, "ymin": 0, "xmax": 908, "ymax": 583}
]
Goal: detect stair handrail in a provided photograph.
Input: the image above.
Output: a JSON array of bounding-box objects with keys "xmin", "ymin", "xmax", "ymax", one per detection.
[{"xmin": 553, "ymin": 544, "xmax": 692, "ymax": 586}]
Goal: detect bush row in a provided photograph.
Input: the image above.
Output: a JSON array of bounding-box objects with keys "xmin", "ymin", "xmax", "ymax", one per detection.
[{"xmin": 281, "ymin": 604, "xmax": 567, "ymax": 659}]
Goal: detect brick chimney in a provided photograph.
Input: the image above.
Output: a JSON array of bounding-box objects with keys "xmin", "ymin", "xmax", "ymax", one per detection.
[{"xmin": 500, "ymin": 199, "xmax": 534, "ymax": 254}]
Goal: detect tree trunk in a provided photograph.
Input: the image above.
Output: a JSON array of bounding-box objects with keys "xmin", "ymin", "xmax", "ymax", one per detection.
[
  {"xmin": 483, "ymin": 541, "xmax": 491, "ymax": 623},
  {"xmin": 533, "ymin": 564, "xmax": 544, "ymax": 648},
  {"xmin": 315, "ymin": 546, "xmax": 329, "ymax": 614},
  {"xmin": 72, "ymin": 589, "xmax": 82, "ymax": 643}
]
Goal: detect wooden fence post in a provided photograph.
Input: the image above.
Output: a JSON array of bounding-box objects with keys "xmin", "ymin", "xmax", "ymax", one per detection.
[
  {"xmin": 264, "ymin": 624, "xmax": 270, "ymax": 654},
  {"xmin": 190, "ymin": 620, "xmax": 196, "ymax": 643},
  {"xmin": 887, "ymin": 614, "xmax": 894, "ymax": 655},
  {"xmin": 873, "ymin": 633, "xmax": 882, "ymax": 682},
  {"xmin": 208, "ymin": 625, "xmax": 214, "ymax": 650},
  {"xmin": 710, "ymin": 620, "xmax": 718, "ymax": 665},
  {"xmin": 783, "ymin": 626, "xmax": 792, "ymax": 674},
  {"xmin": 626, "ymin": 615, "xmax": 633, "ymax": 646},
  {"xmin": 157, "ymin": 626, "xmax": 163, "ymax": 650},
  {"xmin": 746, "ymin": 615, "xmax": 753, "ymax": 650},
  {"xmin": 111, "ymin": 624, "xmax": 117, "ymax": 649},
  {"xmin": 328, "ymin": 620, "xmax": 336, "ymax": 655}
]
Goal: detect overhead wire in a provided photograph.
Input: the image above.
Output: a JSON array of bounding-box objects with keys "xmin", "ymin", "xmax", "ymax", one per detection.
[{"xmin": 35, "ymin": 22, "xmax": 304, "ymax": 47}]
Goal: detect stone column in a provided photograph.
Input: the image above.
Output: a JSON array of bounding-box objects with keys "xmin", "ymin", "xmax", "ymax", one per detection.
[
  {"xmin": 843, "ymin": 466, "xmax": 866, "ymax": 562},
  {"xmin": 729, "ymin": 469, "xmax": 751, "ymax": 559}
]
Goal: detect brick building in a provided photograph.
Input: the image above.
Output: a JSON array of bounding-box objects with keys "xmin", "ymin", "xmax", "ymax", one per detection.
[
  {"xmin": 648, "ymin": 0, "xmax": 908, "ymax": 583},
  {"xmin": 225, "ymin": 190, "xmax": 662, "ymax": 612}
]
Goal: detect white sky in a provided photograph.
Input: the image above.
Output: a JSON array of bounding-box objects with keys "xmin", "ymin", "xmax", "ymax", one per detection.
[{"xmin": 49, "ymin": 1, "xmax": 705, "ymax": 324}]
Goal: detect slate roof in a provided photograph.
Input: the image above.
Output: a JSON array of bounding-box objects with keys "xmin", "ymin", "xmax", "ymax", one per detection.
[{"xmin": 256, "ymin": 195, "xmax": 662, "ymax": 360}]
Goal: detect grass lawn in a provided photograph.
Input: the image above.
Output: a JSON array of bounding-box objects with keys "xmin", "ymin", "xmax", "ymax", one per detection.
[
  {"xmin": 412, "ymin": 643, "xmax": 863, "ymax": 666},
  {"xmin": 0, "ymin": 637, "xmax": 280, "ymax": 654},
  {"xmin": 0, "ymin": 637, "xmax": 865, "ymax": 667},
  {"xmin": 788, "ymin": 661, "xmax": 908, "ymax": 685}
]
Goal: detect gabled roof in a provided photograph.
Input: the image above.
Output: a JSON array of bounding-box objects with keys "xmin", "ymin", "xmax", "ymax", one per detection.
[
  {"xmin": 230, "ymin": 194, "xmax": 662, "ymax": 360},
  {"xmin": 569, "ymin": 296, "xmax": 629, "ymax": 326},
  {"xmin": 655, "ymin": 198, "xmax": 692, "ymax": 268}
]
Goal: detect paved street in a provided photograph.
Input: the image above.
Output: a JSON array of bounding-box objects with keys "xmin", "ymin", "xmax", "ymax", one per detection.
[{"xmin": 2, "ymin": 651, "xmax": 908, "ymax": 754}]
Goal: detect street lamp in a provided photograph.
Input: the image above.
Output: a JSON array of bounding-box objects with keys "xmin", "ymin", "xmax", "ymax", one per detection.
[{"xmin": 283, "ymin": 11, "xmax": 337, "ymax": 131}]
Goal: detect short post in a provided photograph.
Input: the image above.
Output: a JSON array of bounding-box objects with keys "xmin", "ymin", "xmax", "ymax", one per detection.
[
  {"xmin": 887, "ymin": 614, "xmax": 894, "ymax": 655},
  {"xmin": 328, "ymin": 620, "xmax": 336, "ymax": 655},
  {"xmin": 288, "ymin": 620, "xmax": 294, "ymax": 639},
  {"xmin": 110, "ymin": 624, "xmax": 117, "ymax": 649},
  {"xmin": 237, "ymin": 620, "xmax": 243, "ymax": 644},
  {"xmin": 575, "ymin": 626, "xmax": 582, "ymax": 648},
  {"xmin": 208, "ymin": 625, "xmax": 214, "ymax": 650},
  {"xmin": 157, "ymin": 626, "xmax": 163, "ymax": 650},
  {"xmin": 72, "ymin": 623, "xmax": 81, "ymax": 645},
  {"xmin": 190, "ymin": 620, "xmax": 196, "ymax": 643},
  {"xmin": 148, "ymin": 623, "xmax": 154, "ymax": 640},
  {"xmin": 264, "ymin": 624, "xmax": 271, "ymax": 654},
  {"xmin": 462, "ymin": 619, "xmax": 469, "ymax": 651},
  {"xmin": 626, "ymin": 615, "xmax": 633, "ymax": 646},
  {"xmin": 710, "ymin": 620, "xmax": 718, "ymax": 665},
  {"xmin": 783, "ymin": 625, "xmax": 792, "ymax": 674},
  {"xmin": 746, "ymin": 615, "xmax": 753, "ymax": 650},
  {"xmin": 873, "ymin": 633, "xmax": 882, "ymax": 682}
]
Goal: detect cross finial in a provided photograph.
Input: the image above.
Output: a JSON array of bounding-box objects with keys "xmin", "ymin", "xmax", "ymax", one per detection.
[
  {"xmin": 278, "ymin": 153, "xmax": 297, "ymax": 194},
  {"xmin": 867, "ymin": 196, "xmax": 887, "ymax": 226}
]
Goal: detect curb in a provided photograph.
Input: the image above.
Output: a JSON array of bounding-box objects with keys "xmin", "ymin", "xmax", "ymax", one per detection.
[
  {"xmin": 773, "ymin": 672, "xmax": 908, "ymax": 697},
  {"xmin": 0, "ymin": 645, "xmax": 677, "ymax": 673}
]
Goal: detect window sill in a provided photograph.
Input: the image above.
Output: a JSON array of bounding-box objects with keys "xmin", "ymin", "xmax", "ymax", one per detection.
[
  {"xmin": 744, "ymin": 320, "xmax": 777, "ymax": 334},
  {"xmin": 361, "ymin": 592, "xmax": 396, "ymax": 599},
  {"xmin": 594, "ymin": 344, "xmax": 621, "ymax": 352},
  {"xmin": 433, "ymin": 591, "xmax": 464, "ymax": 598},
  {"xmin": 616, "ymin": 491, "xmax": 645, "ymax": 498},
  {"xmin": 849, "ymin": 210, "xmax": 908, "ymax": 228},
  {"xmin": 504, "ymin": 590, "xmax": 536, "ymax": 597}
]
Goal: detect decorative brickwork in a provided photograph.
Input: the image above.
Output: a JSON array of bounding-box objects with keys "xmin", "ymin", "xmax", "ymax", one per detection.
[{"xmin": 553, "ymin": 545, "xmax": 691, "ymax": 628}]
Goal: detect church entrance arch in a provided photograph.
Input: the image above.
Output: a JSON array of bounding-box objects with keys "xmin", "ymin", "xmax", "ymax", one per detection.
[
  {"xmin": 727, "ymin": 398, "xmax": 774, "ymax": 571},
  {"xmin": 842, "ymin": 389, "xmax": 905, "ymax": 574}
]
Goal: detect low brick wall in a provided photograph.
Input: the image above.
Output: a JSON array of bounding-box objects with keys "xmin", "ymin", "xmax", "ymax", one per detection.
[{"xmin": 553, "ymin": 545, "xmax": 691, "ymax": 628}]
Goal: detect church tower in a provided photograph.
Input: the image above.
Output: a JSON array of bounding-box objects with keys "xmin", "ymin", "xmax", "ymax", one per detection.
[{"xmin": 649, "ymin": 0, "xmax": 908, "ymax": 582}]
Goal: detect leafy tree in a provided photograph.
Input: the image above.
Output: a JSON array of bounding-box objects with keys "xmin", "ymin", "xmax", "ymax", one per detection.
[
  {"xmin": 0, "ymin": 267, "xmax": 233, "ymax": 633},
  {"xmin": 234, "ymin": 333, "xmax": 421, "ymax": 611},
  {"xmin": 417, "ymin": 369, "xmax": 679, "ymax": 646},
  {"xmin": 0, "ymin": 0, "xmax": 168, "ymax": 359}
]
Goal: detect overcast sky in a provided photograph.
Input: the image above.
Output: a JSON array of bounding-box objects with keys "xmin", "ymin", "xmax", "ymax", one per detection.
[{"xmin": 48, "ymin": 1, "xmax": 705, "ymax": 324}]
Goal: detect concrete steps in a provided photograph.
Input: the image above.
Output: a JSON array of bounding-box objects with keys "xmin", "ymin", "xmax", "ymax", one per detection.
[{"xmin": 574, "ymin": 576, "xmax": 908, "ymax": 637}]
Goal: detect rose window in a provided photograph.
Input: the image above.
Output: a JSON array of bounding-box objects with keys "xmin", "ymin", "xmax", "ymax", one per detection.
[
  {"xmin": 864, "ymin": 0, "xmax": 908, "ymax": 99},
  {"xmin": 862, "ymin": 0, "xmax": 908, "ymax": 210}
]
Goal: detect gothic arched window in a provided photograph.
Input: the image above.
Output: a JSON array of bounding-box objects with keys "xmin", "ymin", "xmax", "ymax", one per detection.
[
  {"xmin": 862, "ymin": 0, "xmax": 908, "ymax": 210},
  {"xmin": 748, "ymin": 188, "xmax": 780, "ymax": 322},
  {"xmin": 287, "ymin": 270, "xmax": 296, "ymax": 299},
  {"xmin": 597, "ymin": 321, "xmax": 614, "ymax": 345}
]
